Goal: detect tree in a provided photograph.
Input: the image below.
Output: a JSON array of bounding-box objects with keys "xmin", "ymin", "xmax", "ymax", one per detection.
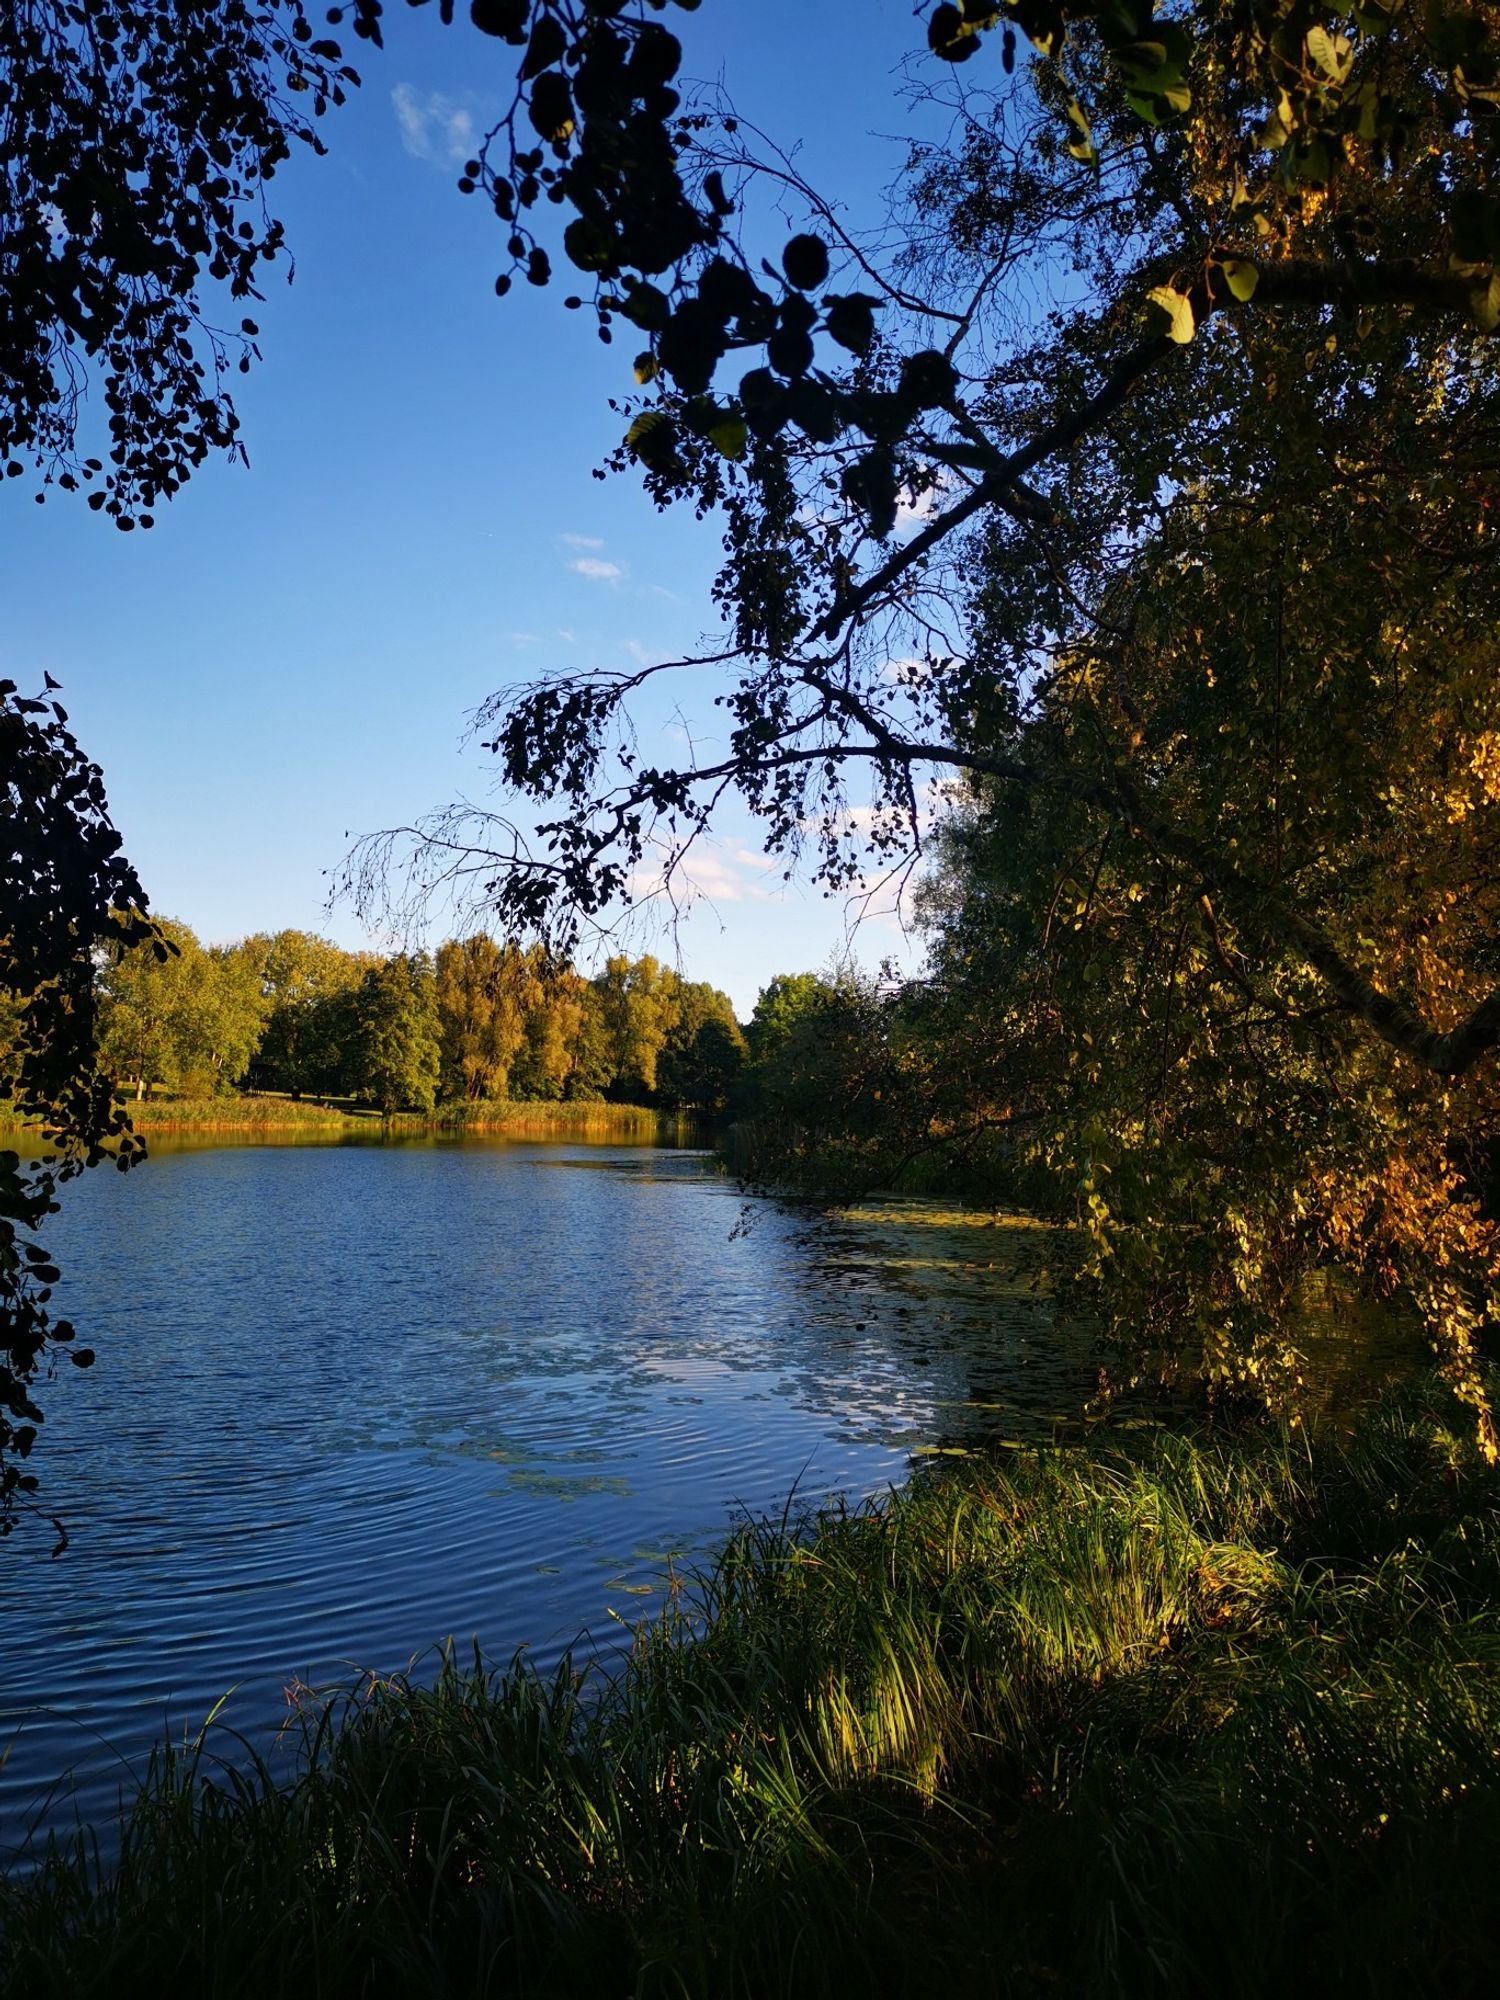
[
  {"xmin": 591, "ymin": 953, "xmax": 682, "ymax": 1099},
  {"xmin": 1, "ymin": 680, "xmax": 156, "ymax": 1532},
  {"xmin": 433, "ymin": 935, "xmax": 544, "ymax": 1102},
  {"xmin": 99, "ymin": 918, "xmax": 266, "ymax": 1097},
  {"xmin": 339, "ymin": 1, "xmax": 1500, "ymax": 1424},
  {"xmin": 655, "ymin": 979, "xmax": 745, "ymax": 1112},
  {"xmin": 355, "ymin": 952, "xmax": 442, "ymax": 1116},
  {"xmin": 746, "ymin": 974, "xmax": 836, "ymax": 1068},
  {"xmin": 0, "ymin": 0, "xmax": 374, "ymax": 526},
  {"xmin": 510, "ymin": 958, "xmax": 589, "ymax": 1099},
  {"xmin": 250, "ymin": 931, "xmax": 373, "ymax": 1097}
]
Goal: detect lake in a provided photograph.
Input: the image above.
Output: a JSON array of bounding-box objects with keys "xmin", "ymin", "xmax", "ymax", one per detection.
[{"xmin": 0, "ymin": 1138, "xmax": 1098, "ymax": 1857}]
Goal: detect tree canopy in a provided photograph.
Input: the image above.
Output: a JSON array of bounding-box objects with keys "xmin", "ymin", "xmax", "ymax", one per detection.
[
  {"xmin": 348, "ymin": 0, "xmax": 1500, "ymax": 1425},
  {"xmin": 8, "ymin": 0, "xmax": 1500, "ymax": 1497}
]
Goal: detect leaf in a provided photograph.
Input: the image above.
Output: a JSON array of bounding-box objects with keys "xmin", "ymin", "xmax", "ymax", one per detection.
[
  {"xmin": 563, "ymin": 216, "xmax": 614, "ymax": 272},
  {"xmin": 1065, "ymin": 97, "xmax": 1098, "ymax": 168},
  {"xmin": 825, "ymin": 293, "xmax": 879, "ymax": 355},
  {"xmin": 469, "ymin": 0, "xmax": 527, "ymax": 42},
  {"xmin": 1145, "ymin": 284, "xmax": 1195, "ymax": 343},
  {"xmin": 782, "ymin": 233, "xmax": 830, "ymax": 291},
  {"xmin": 1218, "ymin": 257, "xmax": 1259, "ymax": 302},
  {"xmin": 1305, "ymin": 24, "xmax": 1353, "ymax": 82},
  {"xmin": 520, "ymin": 12, "xmax": 567, "ymax": 80},
  {"xmin": 707, "ymin": 412, "xmax": 748, "ymax": 460},
  {"xmin": 624, "ymin": 409, "xmax": 679, "ymax": 470}
]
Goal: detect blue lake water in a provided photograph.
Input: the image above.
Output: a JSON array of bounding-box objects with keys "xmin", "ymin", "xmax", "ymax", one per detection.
[{"xmin": 1, "ymin": 1138, "xmax": 1094, "ymax": 1857}]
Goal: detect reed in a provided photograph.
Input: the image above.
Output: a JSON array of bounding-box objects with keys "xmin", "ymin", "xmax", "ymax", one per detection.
[
  {"xmin": 5, "ymin": 1375, "xmax": 1500, "ymax": 1997},
  {"xmin": 0, "ymin": 1096, "xmax": 685, "ymax": 1145}
]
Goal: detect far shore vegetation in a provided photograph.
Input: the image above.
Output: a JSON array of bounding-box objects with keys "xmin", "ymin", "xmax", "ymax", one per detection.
[{"xmin": 0, "ymin": 1092, "xmax": 687, "ymax": 1145}]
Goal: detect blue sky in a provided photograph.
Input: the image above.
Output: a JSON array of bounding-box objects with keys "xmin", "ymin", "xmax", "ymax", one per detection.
[{"xmin": 1, "ymin": 2, "xmax": 963, "ymax": 1017}]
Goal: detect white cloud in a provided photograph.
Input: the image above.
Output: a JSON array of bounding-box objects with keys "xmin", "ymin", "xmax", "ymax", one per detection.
[
  {"xmin": 570, "ymin": 556, "xmax": 625, "ymax": 583},
  {"xmin": 392, "ymin": 85, "xmax": 478, "ymax": 167},
  {"xmin": 624, "ymin": 840, "xmax": 781, "ymax": 910},
  {"xmin": 557, "ymin": 532, "xmax": 606, "ymax": 551},
  {"xmin": 881, "ymin": 654, "xmax": 934, "ymax": 686},
  {"xmin": 893, "ymin": 476, "xmax": 949, "ymax": 535},
  {"xmin": 623, "ymin": 639, "xmax": 655, "ymax": 666}
]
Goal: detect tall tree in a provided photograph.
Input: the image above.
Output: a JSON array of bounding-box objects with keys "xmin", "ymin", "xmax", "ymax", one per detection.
[
  {"xmin": 343, "ymin": 0, "xmax": 1500, "ymax": 1427},
  {"xmin": 355, "ymin": 952, "xmax": 442, "ymax": 1117},
  {"xmin": 250, "ymin": 931, "xmax": 374, "ymax": 1098},
  {"xmin": 99, "ymin": 918, "xmax": 265, "ymax": 1098},
  {"xmin": 433, "ymin": 935, "xmax": 544, "ymax": 1102}
]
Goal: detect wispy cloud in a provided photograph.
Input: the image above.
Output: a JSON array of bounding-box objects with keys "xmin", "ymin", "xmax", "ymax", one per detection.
[
  {"xmin": 392, "ymin": 85, "xmax": 478, "ymax": 167},
  {"xmin": 626, "ymin": 842, "xmax": 778, "ymax": 908},
  {"xmin": 570, "ymin": 556, "xmax": 625, "ymax": 583},
  {"xmin": 557, "ymin": 532, "xmax": 606, "ymax": 551}
]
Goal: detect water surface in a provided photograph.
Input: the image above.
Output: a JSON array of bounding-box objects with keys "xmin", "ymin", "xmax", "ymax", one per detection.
[{"xmin": 1, "ymin": 1139, "xmax": 1093, "ymax": 1854}]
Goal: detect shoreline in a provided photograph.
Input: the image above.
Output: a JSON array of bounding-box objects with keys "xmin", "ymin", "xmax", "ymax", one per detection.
[{"xmin": 1, "ymin": 1094, "xmax": 699, "ymax": 1147}]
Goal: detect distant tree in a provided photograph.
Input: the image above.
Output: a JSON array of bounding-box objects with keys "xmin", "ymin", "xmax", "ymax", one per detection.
[
  {"xmin": 563, "ymin": 983, "xmax": 616, "ymax": 1102},
  {"xmin": 434, "ymin": 935, "xmax": 543, "ymax": 1102},
  {"xmin": 746, "ymin": 974, "xmax": 838, "ymax": 1067},
  {"xmin": 355, "ymin": 953, "xmax": 442, "ymax": 1117},
  {"xmin": 593, "ymin": 954, "xmax": 681, "ymax": 1100},
  {"xmin": 656, "ymin": 980, "xmax": 745, "ymax": 1112},
  {"xmin": 252, "ymin": 931, "xmax": 374, "ymax": 1097},
  {"xmin": 99, "ymin": 917, "xmax": 206, "ymax": 1099},
  {"xmin": 194, "ymin": 943, "xmax": 271, "ymax": 1094},
  {"xmin": 510, "ymin": 960, "xmax": 589, "ymax": 1101}
]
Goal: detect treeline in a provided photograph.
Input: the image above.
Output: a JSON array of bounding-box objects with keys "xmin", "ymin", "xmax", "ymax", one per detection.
[{"xmin": 86, "ymin": 923, "xmax": 756, "ymax": 1117}]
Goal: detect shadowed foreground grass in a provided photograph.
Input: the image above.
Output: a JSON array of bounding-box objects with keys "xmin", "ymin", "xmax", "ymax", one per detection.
[{"xmin": 5, "ymin": 1377, "xmax": 1500, "ymax": 1997}]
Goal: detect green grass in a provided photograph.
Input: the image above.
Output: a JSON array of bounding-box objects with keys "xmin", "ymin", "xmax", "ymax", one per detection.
[{"xmin": 5, "ymin": 1377, "xmax": 1500, "ymax": 1996}]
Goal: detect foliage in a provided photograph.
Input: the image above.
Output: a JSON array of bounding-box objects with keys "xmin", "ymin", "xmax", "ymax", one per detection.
[
  {"xmin": 0, "ymin": 680, "xmax": 155, "ymax": 1533},
  {"xmin": 343, "ymin": 0, "xmax": 1500, "ymax": 1424},
  {"xmin": 100, "ymin": 920, "xmax": 271, "ymax": 1099},
  {"xmin": 248, "ymin": 930, "xmax": 376, "ymax": 1100},
  {"xmin": 353, "ymin": 952, "xmax": 442, "ymax": 1117},
  {"xmin": 0, "ymin": 0, "xmax": 376, "ymax": 525},
  {"xmin": 6, "ymin": 1376, "xmax": 1500, "ymax": 1995}
]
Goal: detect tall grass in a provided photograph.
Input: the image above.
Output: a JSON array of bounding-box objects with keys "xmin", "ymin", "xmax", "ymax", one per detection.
[
  {"xmin": 0, "ymin": 1097, "xmax": 689, "ymax": 1144},
  {"xmin": 5, "ymin": 1377, "xmax": 1500, "ymax": 1996}
]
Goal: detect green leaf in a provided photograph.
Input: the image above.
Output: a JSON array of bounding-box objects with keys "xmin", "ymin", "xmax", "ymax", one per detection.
[
  {"xmin": 1305, "ymin": 24, "xmax": 1353, "ymax": 82},
  {"xmin": 1145, "ymin": 284, "xmax": 1195, "ymax": 343},
  {"xmin": 1219, "ymin": 258, "xmax": 1259, "ymax": 302},
  {"xmin": 624, "ymin": 409, "xmax": 679, "ymax": 469},
  {"xmin": 707, "ymin": 412, "xmax": 748, "ymax": 460}
]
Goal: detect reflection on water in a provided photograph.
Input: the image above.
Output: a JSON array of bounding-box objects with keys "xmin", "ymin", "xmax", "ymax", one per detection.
[{"xmin": 0, "ymin": 1138, "xmax": 1415, "ymax": 1855}]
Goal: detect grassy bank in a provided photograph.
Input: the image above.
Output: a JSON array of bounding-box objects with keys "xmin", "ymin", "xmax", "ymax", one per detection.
[
  {"xmin": 1, "ymin": 1095, "xmax": 687, "ymax": 1145},
  {"xmin": 5, "ymin": 1377, "xmax": 1499, "ymax": 1997}
]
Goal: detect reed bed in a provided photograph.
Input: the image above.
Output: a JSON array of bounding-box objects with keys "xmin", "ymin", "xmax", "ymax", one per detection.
[
  {"xmin": 0, "ymin": 1097, "xmax": 683, "ymax": 1143},
  {"xmin": 5, "ymin": 1376, "xmax": 1500, "ymax": 1997}
]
